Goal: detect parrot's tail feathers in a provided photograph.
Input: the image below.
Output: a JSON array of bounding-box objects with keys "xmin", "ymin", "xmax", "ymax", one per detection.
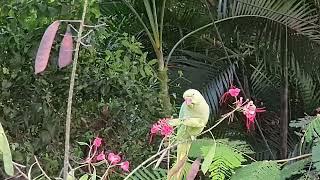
[{"xmin": 167, "ymin": 155, "xmax": 187, "ymax": 180}]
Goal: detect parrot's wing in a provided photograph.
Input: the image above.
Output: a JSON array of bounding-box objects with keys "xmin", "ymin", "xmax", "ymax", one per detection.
[{"xmin": 178, "ymin": 102, "xmax": 187, "ymax": 119}]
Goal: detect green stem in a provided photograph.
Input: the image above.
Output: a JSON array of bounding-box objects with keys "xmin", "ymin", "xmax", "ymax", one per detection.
[{"xmin": 63, "ymin": 0, "xmax": 88, "ymax": 179}]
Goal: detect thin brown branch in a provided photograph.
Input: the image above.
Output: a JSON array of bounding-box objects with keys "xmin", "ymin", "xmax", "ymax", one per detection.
[
  {"xmin": 63, "ymin": 0, "xmax": 89, "ymax": 179},
  {"xmin": 34, "ymin": 156, "xmax": 51, "ymax": 180},
  {"xmin": 275, "ymin": 153, "xmax": 311, "ymax": 163}
]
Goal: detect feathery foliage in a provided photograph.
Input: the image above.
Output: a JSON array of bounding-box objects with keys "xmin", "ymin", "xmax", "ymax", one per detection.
[
  {"xmin": 280, "ymin": 159, "xmax": 309, "ymax": 179},
  {"xmin": 231, "ymin": 161, "xmax": 280, "ymax": 180},
  {"xmin": 188, "ymin": 139, "xmax": 249, "ymax": 179},
  {"xmin": 290, "ymin": 115, "xmax": 320, "ymax": 143},
  {"xmin": 127, "ymin": 168, "xmax": 167, "ymax": 180},
  {"xmin": 312, "ymin": 142, "xmax": 320, "ymax": 171}
]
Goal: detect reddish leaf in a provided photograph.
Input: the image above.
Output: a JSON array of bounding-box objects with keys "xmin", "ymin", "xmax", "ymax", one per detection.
[
  {"xmin": 58, "ymin": 26, "xmax": 73, "ymax": 69},
  {"xmin": 186, "ymin": 158, "xmax": 201, "ymax": 180},
  {"xmin": 168, "ymin": 156, "xmax": 187, "ymax": 180},
  {"xmin": 35, "ymin": 21, "xmax": 61, "ymax": 74}
]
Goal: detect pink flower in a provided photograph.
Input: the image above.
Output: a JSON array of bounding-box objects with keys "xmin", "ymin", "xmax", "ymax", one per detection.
[
  {"xmin": 108, "ymin": 153, "xmax": 121, "ymax": 164},
  {"xmin": 228, "ymin": 87, "xmax": 240, "ymax": 97},
  {"xmin": 151, "ymin": 124, "xmax": 161, "ymax": 134},
  {"xmin": 220, "ymin": 86, "xmax": 241, "ymax": 104},
  {"xmin": 243, "ymin": 101, "xmax": 265, "ymax": 131},
  {"xmin": 93, "ymin": 137, "xmax": 102, "ymax": 148},
  {"xmin": 96, "ymin": 151, "xmax": 105, "ymax": 161},
  {"xmin": 120, "ymin": 161, "xmax": 130, "ymax": 172},
  {"xmin": 161, "ymin": 124, "xmax": 174, "ymax": 137}
]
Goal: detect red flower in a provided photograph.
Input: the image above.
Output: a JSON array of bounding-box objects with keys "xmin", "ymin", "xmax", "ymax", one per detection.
[
  {"xmin": 96, "ymin": 151, "xmax": 105, "ymax": 161},
  {"xmin": 243, "ymin": 101, "xmax": 265, "ymax": 131},
  {"xmin": 228, "ymin": 87, "xmax": 240, "ymax": 97},
  {"xmin": 120, "ymin": 161, "xmax": 130, "ymax": 172},
  {"xmin": 161, "ymin": 124, "xmax": 174, "ymax": 137},
  {"xmin": 220, "ymin": 86, "xmax": 241, "ymax": 104},
  {"xmin": 108, "ymin": 153, "xmax": 121, "ymax": 165},
  {"xmin": 151, "ymin": 124, "xmax": 161, "ymax": 134},
  {"xmin": 93, "ymin": 137, "xmax": 102, "ymax": 148}
]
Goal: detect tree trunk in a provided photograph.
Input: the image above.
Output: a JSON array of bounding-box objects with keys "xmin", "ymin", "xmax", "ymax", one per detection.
[
  {"xmin": 280, "ymin": 28, "xmax": 289, "ymax": 159},
  {"xmin": 157, "ymin": 51, "xmax": 172, "ymax": 116}
]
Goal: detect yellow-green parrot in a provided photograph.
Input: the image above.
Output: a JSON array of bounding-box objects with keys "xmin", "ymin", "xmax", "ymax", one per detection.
[{"xmin": 169, "ymin": 89, "xmax": 210, "ymax": 180}]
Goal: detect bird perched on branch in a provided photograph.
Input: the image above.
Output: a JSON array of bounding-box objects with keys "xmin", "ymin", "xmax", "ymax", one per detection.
[{"xmin": 168, "ymin": 89, "xmax": 210, "ymax": 180}]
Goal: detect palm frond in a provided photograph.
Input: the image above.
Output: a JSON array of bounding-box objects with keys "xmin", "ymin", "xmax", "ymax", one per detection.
[
  {"xmin": 219, "ymin": 0, "xmax": 320, "ymax": 43},
  {"xmin": 201, "ymin": 64, "xmax": 236, "ymax": 115}
]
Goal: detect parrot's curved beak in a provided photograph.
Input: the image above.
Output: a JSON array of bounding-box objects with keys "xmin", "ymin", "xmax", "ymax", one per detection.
[{"xmin": 184, "ymin": 97, "xmax": 192, "ymax": 105}]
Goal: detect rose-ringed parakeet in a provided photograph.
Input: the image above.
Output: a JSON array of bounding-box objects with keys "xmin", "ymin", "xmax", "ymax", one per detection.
[{"xmin": 169, "ymin": 89, "xmax": 210, "ymax": 180}]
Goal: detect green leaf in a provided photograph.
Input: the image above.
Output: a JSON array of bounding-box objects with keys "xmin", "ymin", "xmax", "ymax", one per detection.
[
  {"xmin": 312, "ymin": 143, "xmax": 320, "ymax": 171},
  {"xmin": 201, "ymin": 144, "xmax": 216, "ymax": 174},
  {"xmin": 0, "ymin": 124, "xmax": 14, "ymax": 176},
  {"xmin": 77, "ymin": 141, "xmax": 89, "ymax": 146},
  {"xmin": 91, "ymin": 167, "xmax": 97, "ymax": 180},
  {"xmin": 290, "ymin": 116, "xmax": 320, "ymax": 143},
  {"xmin": 280, "ymin": 159, "xmax": 309, "ymax": 179},
  {"xmin": 79, "ymin": 174, "xmax": 89, "ymax": 180},
  {"xmin": 231, "ymin": 161, "xmax": 280, "ymax": 180}
]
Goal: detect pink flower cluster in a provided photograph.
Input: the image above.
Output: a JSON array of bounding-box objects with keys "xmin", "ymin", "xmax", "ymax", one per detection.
[
  {"xmin": 220, "ymin": 86, "xmax": 241, "ymax": 104},
  {"xmin": 221, "ymin": 86, "xmax": 266, "ymax": 131},
  {"xmin": 88, "ymin": 137, "xmax": 130, "ymax": 172},
  {"xmin": 150, "ymin": 118, "xmax": 174, "ymax": 137}
]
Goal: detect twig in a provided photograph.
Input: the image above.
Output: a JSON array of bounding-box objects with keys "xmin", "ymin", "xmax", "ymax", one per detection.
[
  {"xmin": 275, "ymin": 153, "xmax": 311, "ymax": 163},
  {"xmin": 83, "ymin": 23, "xmax": 107, "ymax": 28},
  {"xmin": 201, "ymin": 108, "xmax": 239, "ymax": 135},
  {"xmin": 13, "ymin": 163, "xmax": 28, "ymax": 179},
  {"xmin": 63, "ymin": 0, "xmax": 89, "ymax": 179},
  {"xmin": 124, "ymin": 140, "xmax": 191, "ymax": 180},
  {"xmin": 34, "ymin": 156, "xmax": 51, "ymax": 180}
]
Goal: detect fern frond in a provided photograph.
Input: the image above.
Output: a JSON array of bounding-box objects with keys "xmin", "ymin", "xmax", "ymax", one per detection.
[
  {"xmin": 127, "ymin": 167, "xmax": 166, "ymax": 180},
  {"xmin": 231, "ymin": 161, "xmax": 280, "ymax": 180},
  {"xmin": 290, "ymin": 115, "xmax": 320, "ymax": 143},
  {"xmin": 207, "ymin": 143, "xmax": 246, "ymax": 180},
  {"xmin": 280, "ymin": 159, "xmax": 309, "ymax": 179},
  {"xmin": 312, "ymin": 142, "xmax": 320, "ymax": 171},
  {"xmin": 290, "ymin": 55, "xmax": 320, "ymax": 113},
  {"xmin": 188, "ymin": 139, "xmax": 248, "ymax": 180}
]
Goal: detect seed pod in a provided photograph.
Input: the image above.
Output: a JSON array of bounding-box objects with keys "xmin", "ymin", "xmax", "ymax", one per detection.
[
  {"xmin": 35, "ymin": 20, "xmax": 60, "ymax": 74},
  {"xmin": 58, "ymin": 26, "xmax": 73, "ymax": 69}
]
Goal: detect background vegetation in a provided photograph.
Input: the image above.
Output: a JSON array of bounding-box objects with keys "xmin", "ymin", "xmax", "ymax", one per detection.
[{"xmin": 1, "ymin": 0, "xmax": 320, "ymax": 179}]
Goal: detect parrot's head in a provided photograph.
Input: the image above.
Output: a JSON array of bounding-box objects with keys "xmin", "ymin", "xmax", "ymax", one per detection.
[{"xmin": 183, "ymin": 89, "xmax": 203, "ymax": 107}]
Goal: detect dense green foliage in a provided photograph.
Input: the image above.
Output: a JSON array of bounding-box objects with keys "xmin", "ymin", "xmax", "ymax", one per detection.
[
  {"xmin": 1, "ymin": 0, "xmax": 320, "ymax": 179},
  {"xmin": 0, "ymin": 0, "xmax": 161, "ymax": 177}
]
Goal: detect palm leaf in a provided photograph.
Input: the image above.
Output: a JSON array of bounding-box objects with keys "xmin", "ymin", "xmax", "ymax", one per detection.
[
  {"xmin": 201, "ymin": 64, "xmax": 236, "ymax": 115},
  {"xmin": 219, "ymin": 0, "xmax": 320, "ymax": 43}
]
